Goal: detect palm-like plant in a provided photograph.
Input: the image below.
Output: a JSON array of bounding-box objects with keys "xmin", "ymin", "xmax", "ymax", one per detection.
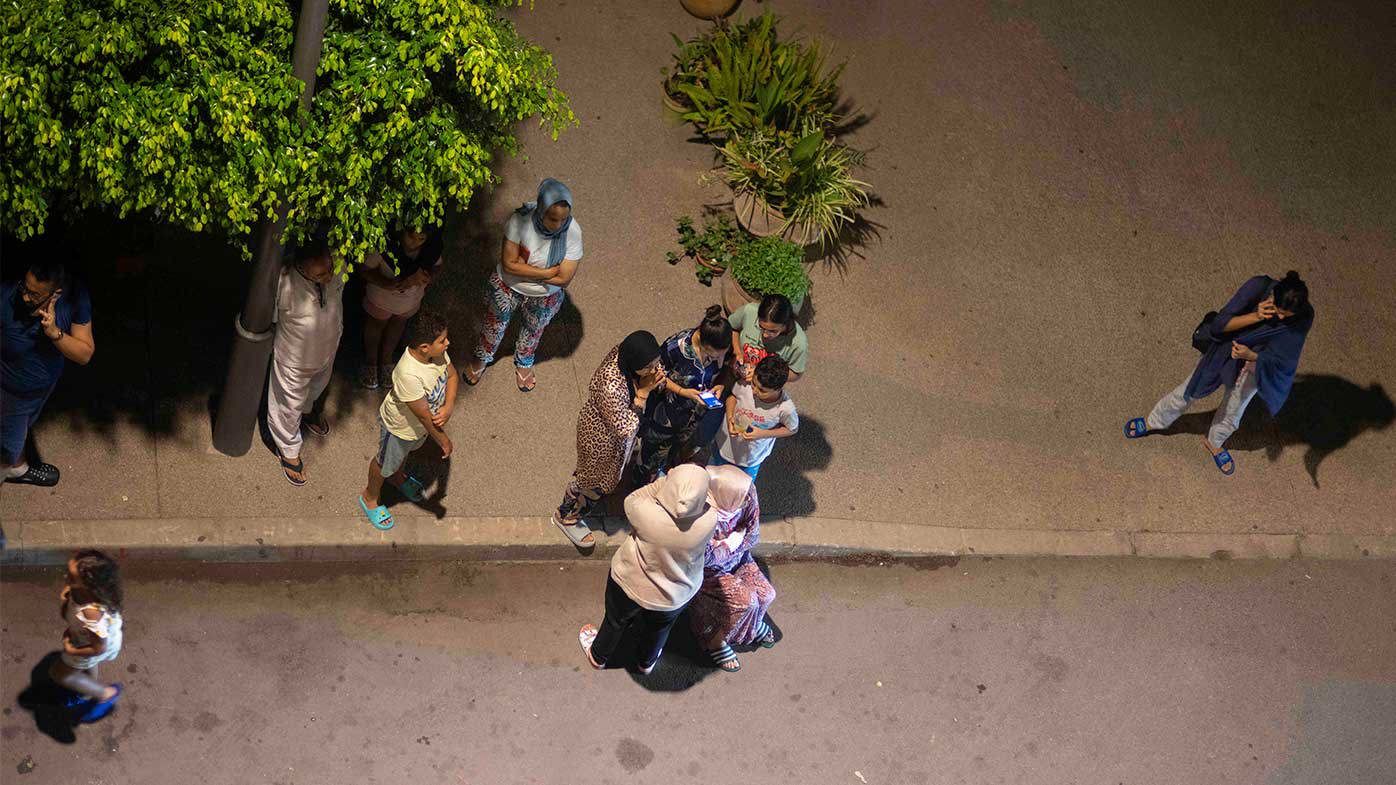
[{"xmin": 717, "ymin": 125, "xmax": 871, "ymax": 247}]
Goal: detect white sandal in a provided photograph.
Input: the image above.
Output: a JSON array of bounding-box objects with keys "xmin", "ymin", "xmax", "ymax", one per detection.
[
  {"xmin": 552, "ymin": 513, "xmax": 595, "ymax": 548},
  {"xmin": 579, "ymin": 624, "xmax": 603, "ymax": 669}
]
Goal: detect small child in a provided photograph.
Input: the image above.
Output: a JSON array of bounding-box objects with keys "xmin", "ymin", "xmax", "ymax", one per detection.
[
  {"xmin": 50, "ymin": 549, "xmax": 124, "ymax": 723},
  {"xmin": 711, "ymin": 355, "xmax": 799, "ymax": 479},
  {"xmin": 359, "ymin": 310, "xmax": 457, "ymax": 530}
]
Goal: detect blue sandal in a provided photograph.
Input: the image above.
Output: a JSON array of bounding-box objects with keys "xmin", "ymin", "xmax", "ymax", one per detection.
[
  {"xmin": 1124, "ymin": 418, "xmax": 1149, "ymax": 438},
  {"xmin": 1212, "ymin": 449, "xmax": 1236, "ymax": 476},
  {"xmin": 393, "ymin": 475, "xmax": 426, "ymax": 503},
  {"xmin": 359, "ymin": 496, "xmax": 395, "ymax": 530},
  {"xmin": 78, "ymin": 684, "xmax": 121, "ymax": 723}
]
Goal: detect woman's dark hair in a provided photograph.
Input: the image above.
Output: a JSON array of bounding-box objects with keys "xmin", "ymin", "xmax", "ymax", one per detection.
[
  {"xmin": 1273, "ymin": 270, "xmax": 1310, "ymax": 314},
  {"xmin": 757, "ymin": 294, "xmax": 795, "ymax": 333},
  {"xmin": 297, "ymin": 231, "xmax": 332, "ymax": 262},
  {"xmin": 697, "ymin": 304, "xmax": 729, "ymax": 351},
  {"xmin": 72, "ymin": 549, "xmax": 122, "ymax": 613},
  {"xmin": 411, "ymin": 310, "xmax": 449, "ymax": 346},
  {"xmin": 754, "ymin": 355, "xmax": 790, "ymax": 390}
]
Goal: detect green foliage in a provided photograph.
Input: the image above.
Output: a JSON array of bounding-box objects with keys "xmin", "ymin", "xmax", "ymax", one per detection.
[
  {"xmin": 0, "ymin": 0, "xmax": 575, "ymax": 267},
  {"xmin": 716, "ymin": 124, "xmax": 870, "ymax": 247},
  {"xmin": 663, "ymin": 12, "xmax": 841, "ymax": 139},
  {"xmin": 728, "ymin": 234, "xmax": 809, "ymax": 306},
  {"xmin": 668, "ymin": 213, "xmax": 742, "ymax": 285}
]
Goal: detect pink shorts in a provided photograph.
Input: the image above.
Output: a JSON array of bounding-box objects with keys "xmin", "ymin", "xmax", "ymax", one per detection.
[{"xmin": 363, "ymin": 294, "xmax": 421, "ymax": 321}]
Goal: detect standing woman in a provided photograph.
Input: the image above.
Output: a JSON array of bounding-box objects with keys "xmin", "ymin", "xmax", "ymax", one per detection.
[
  {"xmin": 688, "ymin": 465, "xmax": 777, "ymax": 673},
  {"xmin": 1125, "ymin": 271, "xmax": 1314, "ymax": 475},
  {"xmin": 634, "ymin": 306, "xmax": 731, "ymax": 483},
  {"xmin": 552, "ymin": 331, "xmax": 667, "ymax": 549},
  {"xmin": 728, "ymin": 293, "xmax": 809, "ymax": 383},
  {"xmin": 358, "ymin": 225, "xmax": 445, "ymax": 388},
  {"xmin": 462, "ymin": 178, "xmax": 582, "ymax": 392}
]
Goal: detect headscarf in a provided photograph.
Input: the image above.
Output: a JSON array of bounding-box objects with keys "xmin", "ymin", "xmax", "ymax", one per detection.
[
  {"xmin": 705, "ymin": 465, "xmax": 753, "ymax": 524},
  {"xmin": 517, "ymin": 178, "xmax": 574, "ymax": 270},
  {"xmin": 617, "ymin": 331, "xmax": 660, "ymax": 378},
  {"xmin": 653, "ymin": 464, "xmax": 711, "ymax": 522}
]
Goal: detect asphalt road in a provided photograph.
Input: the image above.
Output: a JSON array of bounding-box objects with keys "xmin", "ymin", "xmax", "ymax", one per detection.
[{"xmin": 2, "ymin": 556, "xmax": 1394, "ymax": 784}]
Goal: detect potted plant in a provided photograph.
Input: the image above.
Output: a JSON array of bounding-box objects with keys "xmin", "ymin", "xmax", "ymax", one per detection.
[
  {"xmin": 722, "ymin": 234, "xmax": 810, "ymax": 314},
  {"xmin": 680, "ymin": 0, "xmax": 741, "ymax": 21},
  {"xmin": 716, "ymin": 125, "xmax": 871, "ymax": 248},
  {"xmin": 666, "ymin": 213, "xmax": 743, "ymax": 285},
  {"xmin": 663, "ymin": 13, "xmax": 843, "ymax": 138}
]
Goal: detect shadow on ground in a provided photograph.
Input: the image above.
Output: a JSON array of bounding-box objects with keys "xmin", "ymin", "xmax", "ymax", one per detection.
[
  {"xmin": 14, "ymin": 651, "xmax": 85, "ymax": 744},
  {"xmin": 754, "ymin": 415, "xmax": 832, "ymax": 517},
  {"xmin": 1161, "ymin": 374, "xmax": 1394, "ymax": 487}
]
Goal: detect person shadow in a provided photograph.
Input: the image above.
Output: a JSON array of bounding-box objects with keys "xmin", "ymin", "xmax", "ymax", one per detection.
[
  {"xmin": 15, "ymin": 652, "xmax": 85, "ymax": 744},
  {"xmin": 1162, "ymin": 374, "xmax": 1394, "ymax": 487},
  {"xmin": 752, "ymin": 415, "xmax": 833, "ymax": 517}
]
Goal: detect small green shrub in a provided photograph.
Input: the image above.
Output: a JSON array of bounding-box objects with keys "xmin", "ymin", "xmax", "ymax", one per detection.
[
  {"xmin": 667, "ymin": 213, "xmax": 742, "ymax": 285},
  {"xmin": 728, "ymin": 234, "xmax": 809, "ymax": 307}
]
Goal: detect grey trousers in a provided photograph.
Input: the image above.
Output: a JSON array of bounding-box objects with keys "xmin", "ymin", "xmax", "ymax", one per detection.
[{"xmin": 1146, "ymin": 361, "xmax": 1258, "ymax": 450}]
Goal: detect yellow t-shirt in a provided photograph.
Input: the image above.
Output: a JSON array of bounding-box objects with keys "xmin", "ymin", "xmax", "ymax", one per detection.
[{"xmin": 379, "ymin": 350, "xmax": 451, "ymax": 440}]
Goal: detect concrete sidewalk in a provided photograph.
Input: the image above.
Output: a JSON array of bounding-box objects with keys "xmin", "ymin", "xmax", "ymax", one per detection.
[{"xmin": 2, "ymin": 0, "xmax": 1394, "ymax": 562}]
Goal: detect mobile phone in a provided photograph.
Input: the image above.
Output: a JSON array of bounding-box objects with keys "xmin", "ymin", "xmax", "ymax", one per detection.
[{"xmin": 697, "ymin": 390, "xmax": 723, "ymax": 409}]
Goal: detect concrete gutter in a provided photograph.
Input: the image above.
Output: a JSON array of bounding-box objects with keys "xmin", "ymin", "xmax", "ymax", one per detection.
[{"xmin": 2, "ymin": 516, "xmax": 1393, "ymax": 566}]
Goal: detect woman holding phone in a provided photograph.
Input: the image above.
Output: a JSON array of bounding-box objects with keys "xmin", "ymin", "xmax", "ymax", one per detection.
[{"xmin": 634, "ymin": 306, "xmax": 731, "ymax": 483}]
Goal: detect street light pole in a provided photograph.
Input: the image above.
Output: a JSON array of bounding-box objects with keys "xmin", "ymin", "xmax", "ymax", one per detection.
[{"xmin": 211, "ymin": 0, "xmax": 329, "ymax": 456}]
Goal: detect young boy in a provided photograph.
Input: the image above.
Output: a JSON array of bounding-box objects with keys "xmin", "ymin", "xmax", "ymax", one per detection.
[
  {"xmin": 267, "ymin": 235, "xmax": 344, "ymax": 486},
  {"xmin": 711, "ymin": 355, "xmax": 799, "ymax": 479},
  {"xmin": 359, "ymin": 310, "xmax": 457, "ymax": 530}
]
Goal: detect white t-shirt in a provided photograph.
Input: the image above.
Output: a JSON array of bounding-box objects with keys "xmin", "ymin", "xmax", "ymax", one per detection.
[
  {"xmin": 273, "ymin": 265, "xmax": 345, "ymax": 370},
  {"xmin": 716, "ymin": 380, "xmax": 799, "ymax": 468},
  {"xmin": 498, "ymin": 211, "xmax": 583, "ymax": 297},
  {"xmin": 379, "ymin": 350, "xmax": 452, "ymax": 440}
]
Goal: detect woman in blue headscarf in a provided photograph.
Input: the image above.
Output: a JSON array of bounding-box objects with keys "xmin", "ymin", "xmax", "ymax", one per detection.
[
  {"xmin": 463, "ymin": 178, "xmax": 582, "ymax": 392},
  {"xmin": 1125, "ymin": 270, "xmax": 1314, "ymax": 475}
]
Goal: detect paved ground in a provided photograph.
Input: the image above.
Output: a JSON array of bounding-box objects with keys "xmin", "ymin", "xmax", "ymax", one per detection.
[
  {"xmin": 2, "ymin": 557, "xmax": 1394, "ymax": 784},
  {"xmin": 3, "ymin": 0, "xmax": 1395, "ymax": 552}
]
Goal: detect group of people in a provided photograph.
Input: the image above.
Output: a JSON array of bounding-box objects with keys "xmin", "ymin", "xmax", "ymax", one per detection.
[{"xmin": 4, "ymin": 172, "xmax": 1319, "ymax": 702}]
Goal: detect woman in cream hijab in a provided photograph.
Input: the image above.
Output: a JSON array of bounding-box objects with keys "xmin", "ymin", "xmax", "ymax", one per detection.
[
  {"xmin": 579, "ymin": 464, "xmax": 719, "ymax": 674},
  {"xmin": 687, "ymin": 465, "xmax": 777, "ymax": 673}
]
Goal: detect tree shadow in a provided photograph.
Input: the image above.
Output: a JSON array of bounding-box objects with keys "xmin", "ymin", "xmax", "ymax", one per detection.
[
  {"xmin": 753, "ymin": 415, "xmax": 832, "ymax": 517},
  {"xmin": 15, "ymin": 652, "xmax": 84, "ymax": 744},
  {"xmin": 1160, "ymin": 374, "xmax": 1394, "ymax": 487}
]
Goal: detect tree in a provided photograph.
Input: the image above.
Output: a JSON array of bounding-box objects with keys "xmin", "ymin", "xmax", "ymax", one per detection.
[{"xmin": 0, "ymin": 0, "xmax": 574, "ymax": 266}]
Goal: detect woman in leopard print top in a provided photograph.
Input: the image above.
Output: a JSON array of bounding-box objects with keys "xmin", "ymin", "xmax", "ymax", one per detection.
[{"xmin": 553, "ymin": 332, "xmax": 665, "ymax": 548}]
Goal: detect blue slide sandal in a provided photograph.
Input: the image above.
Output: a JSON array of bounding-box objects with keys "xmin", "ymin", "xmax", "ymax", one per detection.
[
  {"xmin": 1212, "ymin": 449, "xmax": 1236, "ymax": 476},
  {"xmin": 359, "ymin": 496, "xmax": 395, "ymax": 530},
  {"xmin": 1124, "ymin": 417, "xmax": 1149, "ymax": 438}
]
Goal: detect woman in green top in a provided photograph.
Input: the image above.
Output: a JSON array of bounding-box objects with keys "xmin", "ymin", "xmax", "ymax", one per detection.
[{"xmin": 729, "ymin": 294, "xmax": 808, "ymax": 383}]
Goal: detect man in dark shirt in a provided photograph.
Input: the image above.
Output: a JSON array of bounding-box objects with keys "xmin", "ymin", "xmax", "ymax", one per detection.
[{"xmin": 1, "ymin": 259, "xmax": 95, "ymax": 486}]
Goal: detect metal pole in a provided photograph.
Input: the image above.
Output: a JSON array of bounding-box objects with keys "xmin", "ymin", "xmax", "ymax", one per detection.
[{"xmin": 211, "ymin": 0, "xmax": 330, "ymax": 456}]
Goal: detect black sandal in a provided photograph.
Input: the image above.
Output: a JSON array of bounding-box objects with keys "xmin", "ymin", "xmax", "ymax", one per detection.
[
  {"xmin": 304, "ymin": 414, "xmax": 330, "ymax": 437},
  {"xmin": 280, "ymin": 456, "xmax": 306, "ymax": 487},
  {"xmin": 4, "ymin": 462, "xmax": 60, "ymax": 487}
]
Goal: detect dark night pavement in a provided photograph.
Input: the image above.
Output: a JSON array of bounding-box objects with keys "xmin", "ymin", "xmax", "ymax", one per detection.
[
  {"xmin": 2, "ymin": 557, "xmax": 1394, "ymax": 784},
  {"xmin": 3, "ymin": 0, "xmax": 1394, "ymax": 559}
]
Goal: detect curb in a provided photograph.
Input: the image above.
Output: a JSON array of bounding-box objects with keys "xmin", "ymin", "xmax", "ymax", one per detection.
[{"xmin": 2, "ymin": 516, "xmax": 1394, "ymax": 566}]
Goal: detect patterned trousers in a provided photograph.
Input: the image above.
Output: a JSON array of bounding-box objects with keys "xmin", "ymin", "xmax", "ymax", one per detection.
[{"xmin": 474, "ymin": 272, "xmax": 565, "ymax": 368}]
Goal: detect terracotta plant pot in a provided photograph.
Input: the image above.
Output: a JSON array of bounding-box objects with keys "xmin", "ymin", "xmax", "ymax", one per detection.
[
  {"xmin": 695, "ymin": 252, "xmax": 726, "ymax": 276},
  {"xmin": 680, "ymin": 0, "xmax": 740, "ymax": 21},
  {"xmin": 732, "ymin": 189, "xmax": 788, "ymax": 238},
  {"xmin": 661, "ymin": 78, "xmax": 690, "ymax": 115}
]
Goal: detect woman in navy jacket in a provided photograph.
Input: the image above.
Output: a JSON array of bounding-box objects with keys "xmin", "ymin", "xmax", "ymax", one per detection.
[{"xmin": 1125, "ymin": 271, "xmax": 1313, "ymax": 475}]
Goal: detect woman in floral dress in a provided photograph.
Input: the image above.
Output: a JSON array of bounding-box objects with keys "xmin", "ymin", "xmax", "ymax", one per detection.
[{"xmin": 688, "ymin": 464, "xmax": 778, "ymax": 673}]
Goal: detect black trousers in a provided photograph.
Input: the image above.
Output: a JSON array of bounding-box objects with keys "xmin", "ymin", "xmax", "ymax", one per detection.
[{"xmin": 592, "ymin": 573, "xmax": 684, "ymax": 669}]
